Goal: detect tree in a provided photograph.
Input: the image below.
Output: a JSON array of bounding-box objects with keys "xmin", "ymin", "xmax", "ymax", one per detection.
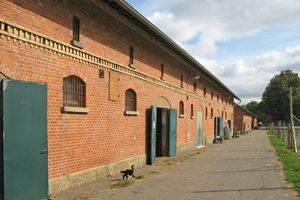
[
  {"xmin": 243, "ymin": 101, "xmax": 258, "ymax": 114},
  {"xmin": 261, "ymin": 70, "xmax": 300, "ymax": 122},
  {"xmin": 243, "ymin": 101, "xmax": 270, "ymax": 124}
]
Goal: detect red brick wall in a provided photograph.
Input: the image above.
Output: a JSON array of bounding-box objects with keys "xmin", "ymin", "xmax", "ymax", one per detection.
[
  {"xmin": 0, "ymin": 0, "xmax": 235, "ymax": 179},
  {"xmin": 234, "ymin": 106, "xmax": 253, "ymax": 133}
]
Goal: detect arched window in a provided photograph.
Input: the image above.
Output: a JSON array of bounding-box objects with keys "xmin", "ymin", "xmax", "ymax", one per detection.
[
  {"xmin": 179, "ymin": 101, "xmax": 184, "ymax": 115},
  {"xmin": 125, "ymin": 89, "xmax": 136, "ymax": 111},
  {"xmin": 63, "ymin": 75, "xmax": 86, "ymax": 107},
  {"xmin": 217, "ymin": 95, "xmax": 219, "ymax": 102},
  {"xmin": 211, "ymin": 108, "xmax": 213, "ymax": 118},
  {"xmin": 204, "ymin": 87, "xmax": 206, "ymax": 96},
  {"xmin": 161, "ymin": 63, "xmax": 164, "ymax": 78},
  {"xmin": 206, "ymin": 107, "xmax": 208, "ymax": 118},
  {"xmin": 191, "ymin": 104, "xmax": 194, "ymax": 117},
  {"xmin": 193, "ymin": 82, "xmax": 197, "ymax": 92},
  {"xmin": 211, "ymin": 92, "xmax": 214, "ymax": 100}
]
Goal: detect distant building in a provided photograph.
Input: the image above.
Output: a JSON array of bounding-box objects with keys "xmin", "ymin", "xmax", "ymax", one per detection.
[{"xmin": 234, "ymin": 105, "xmax": 258, "ymax": 133}]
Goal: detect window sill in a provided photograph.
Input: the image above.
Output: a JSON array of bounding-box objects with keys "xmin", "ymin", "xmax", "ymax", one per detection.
[
  {"xmin": 179, "ymin": 114, "xmax": 185, "ymax": 118},
  {"xmin": 71, "ymin": 40, "xmax": 84, "ymax": 49},
  {"xmin": 191, "ymin": 116, "xmax": 194, "ymax": 119},
  {"xmin": 124, "ymin": 110, "xmax": 139, "ymax": 116},
  {"xmin": 211, "ymin": 116, "xmax": 214, "ymax": 119},
  {"xmin": 206, "ymin": 117, "xmax": 208, "ymax": 119},
  {"xmin": 161, "ymin": 77, "xmax": 166, "ymax": 81},
  {"xmin": 128, "ymin": 64, "xmax": 136, "ymax": 69},
  {"xmin": 194, "ymin": 90, "xmax": 197, "ymax": 94},
  {"xmin": 62, "ymin": 106, "xmax": 90, "ymax": 113}
]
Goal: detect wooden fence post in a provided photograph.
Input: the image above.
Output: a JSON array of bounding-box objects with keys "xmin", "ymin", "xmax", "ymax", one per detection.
[{"xmin": 282, "ymin": 122, "xmax": 285, "ymax": 142}]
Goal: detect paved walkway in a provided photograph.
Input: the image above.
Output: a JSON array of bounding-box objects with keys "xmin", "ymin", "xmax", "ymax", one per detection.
[{"xmin": 55, "ymin": 130, "xmax": 299, "ymax": 200}]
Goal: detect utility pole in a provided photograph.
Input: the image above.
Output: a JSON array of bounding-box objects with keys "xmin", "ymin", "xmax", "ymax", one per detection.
[{"xmin": 290, "ymin": 86, "xmax": 297, "ymax": 152}]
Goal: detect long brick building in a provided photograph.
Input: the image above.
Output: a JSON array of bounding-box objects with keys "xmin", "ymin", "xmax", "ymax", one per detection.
[{"xmin": 0, "ymin": 0, "xmax": 240, "ymax": 198}]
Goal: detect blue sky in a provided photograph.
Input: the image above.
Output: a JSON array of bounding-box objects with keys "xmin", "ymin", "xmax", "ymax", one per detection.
[{"xmin": 125, "ymin": 0, "xmax": 300, "ymax": 104}]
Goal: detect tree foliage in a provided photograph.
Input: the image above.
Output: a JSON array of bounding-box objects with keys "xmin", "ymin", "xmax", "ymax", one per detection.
[
  {"xmin": 243, "ymin": 101, "xmax": 270, "ymax": 124},
  {"xmin": 261, "ymin": 70, "xmax": 300, "ymax": 122}
]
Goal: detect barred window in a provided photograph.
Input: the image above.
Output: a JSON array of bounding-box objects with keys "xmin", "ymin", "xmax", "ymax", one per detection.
[
  {"xmin": 73, "ymin": 16, "xmax": 80, "ymax": 42},
  {"xmin": 63, "ymin": 76, "xmax": 86, "ymax": 107},
  {"xmin": 179, "ymin": 101, "xmax": 184, "ymax": 115},
  {"xmin": 125, "ymin": 89, "xmax": 136, "ymax": 111}
]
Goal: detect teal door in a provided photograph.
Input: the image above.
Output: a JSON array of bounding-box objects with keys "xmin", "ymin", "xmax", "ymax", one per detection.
[
  {"xmin": 219, "ymin": 117, "xmax": 223, "ymax": 136},
  {"xmin": 168, "ymin": 109, "xmax": 177, "ymax": 157},
  {"xmin": 1, "ymin": 79, "xmax": 48, "ymax": 200},
  {"xmin": 150, "ymin": 106, "xmax": 157, "ymax": 165},
  {"xmin": 197, "ymin": 112, "xmax": 203, "ymax": 146}
]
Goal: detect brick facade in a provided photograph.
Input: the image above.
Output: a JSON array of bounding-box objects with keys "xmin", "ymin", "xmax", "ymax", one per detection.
[
  {"xmin": 234, "ymin": 105, "xmax": 257, "ymax": 133},
  {"xmin": 0, "ymin": 0, "xmax": 239, "ymax": 194}
]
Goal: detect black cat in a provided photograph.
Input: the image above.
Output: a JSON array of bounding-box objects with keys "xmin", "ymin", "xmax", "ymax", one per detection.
[{"xmin": 121, "ymin": 165, "xmax": 135, "ymax": 180}]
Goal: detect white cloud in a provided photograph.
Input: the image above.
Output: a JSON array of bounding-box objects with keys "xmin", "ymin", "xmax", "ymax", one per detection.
[
  {"xmin": 147, "ymin": 0, "xmax": 300, "ymax": 56},
  {"xmin": 127, "ymin": 0, "xmax": 300, "ymax": 104}
]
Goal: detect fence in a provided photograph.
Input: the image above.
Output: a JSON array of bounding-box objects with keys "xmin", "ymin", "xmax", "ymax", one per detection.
[{"xmin": 269, "ymin": 121, "xmax": 299, "ymax": 151}]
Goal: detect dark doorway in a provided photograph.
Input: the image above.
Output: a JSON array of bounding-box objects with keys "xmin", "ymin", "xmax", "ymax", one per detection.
[
  {"xmin": 156, "ymin": 108, "xmax": 168, "ymax": 157},
  {"xmin": 148, "ymin": 106, "xmax": 177, "ymax": 165}
]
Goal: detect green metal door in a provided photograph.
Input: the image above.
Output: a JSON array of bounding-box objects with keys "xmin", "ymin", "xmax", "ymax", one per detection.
[
  {"xmin": 168, "ymin": 108, "xmax": 177, "ymax": 157},
  {"xmin": 150, "ymin": 106, "xmax": 157, "ymax": 165},
  {"xmin": 1, "ymin": 79, "xmax": 48, "ymax": 200},
  {"xmin": 219, "ymin": 117, "xmax": 223, "ymax": 136},
  {"xmin": 197, "ymin": 112, "xmax": 203, "ymax": 146}
]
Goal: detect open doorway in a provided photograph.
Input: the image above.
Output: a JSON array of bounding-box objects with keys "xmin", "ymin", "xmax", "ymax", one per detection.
[
  {"xmin": 156, "ymin": 108, "xmax": 168, "ymax": 157},
  {"xmin": 148, "ymin": 106, "xmax": 177, "ymax": 165}
]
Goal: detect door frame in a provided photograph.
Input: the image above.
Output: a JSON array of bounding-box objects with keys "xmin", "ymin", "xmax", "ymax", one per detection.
[{"xmin": 149, "ymin": 106, "xmax": 177, "ymax": 165}]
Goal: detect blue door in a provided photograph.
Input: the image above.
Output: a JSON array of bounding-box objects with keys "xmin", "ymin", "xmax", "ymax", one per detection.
[
  {"xmin": 1, "ymin": 79, "xmax": 48, "ymax": 200},
  {"xmin": 150, "ymin": 106, "xmax": 157, "ymax": 165},
  {"xmin": 168, "ymin": 109, "xmax": 177, "ymax": 157},
  {"xmin": 219, "ymin": 117, "xmax": 224, "ymax": 136},
  {"xmin": 197, "ymin": 112, "xmax": 203, "ymax": 146}
]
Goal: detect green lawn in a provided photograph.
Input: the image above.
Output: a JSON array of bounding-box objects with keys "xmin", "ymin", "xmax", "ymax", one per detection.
[{"xmin": 268, "ymin": 129, "xmax": 300, "ymax": 191}]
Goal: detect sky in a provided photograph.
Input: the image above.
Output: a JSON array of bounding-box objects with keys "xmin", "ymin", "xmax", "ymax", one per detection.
[{"xmin": 125, "ymin": 0, "xmax": 300, "ymax": 105}]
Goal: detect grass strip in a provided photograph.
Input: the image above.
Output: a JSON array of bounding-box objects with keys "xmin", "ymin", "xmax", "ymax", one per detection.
[
  {"xmin": 110, "ymin": 180, "xmax": 135, "ymax": 189},
  {"xmin": 267, "ymin": 129, "xmax": 300, "ymax": 191}
]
